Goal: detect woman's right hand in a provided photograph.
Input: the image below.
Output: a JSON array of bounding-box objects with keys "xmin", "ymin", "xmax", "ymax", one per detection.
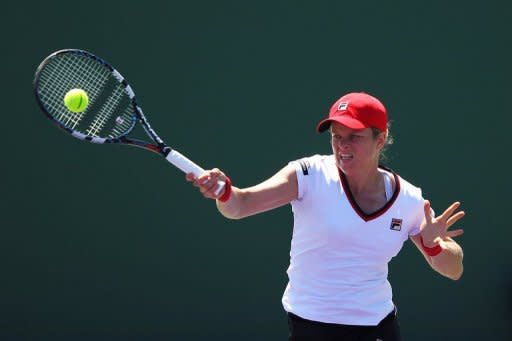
[{"xmin": 186, "ymin": 168, "xmax": 228, "ymax": 200}]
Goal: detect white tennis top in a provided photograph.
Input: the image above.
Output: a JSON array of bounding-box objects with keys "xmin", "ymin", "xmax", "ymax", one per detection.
[{"xmin": 282, "ymin": 154, "xmax": 425, "ymax": 326}]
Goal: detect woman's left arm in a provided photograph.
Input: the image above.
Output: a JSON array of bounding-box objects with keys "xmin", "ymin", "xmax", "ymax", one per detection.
[{"xmin": 410, "ymin": 200, "xmax": 465, "ymax": 280}]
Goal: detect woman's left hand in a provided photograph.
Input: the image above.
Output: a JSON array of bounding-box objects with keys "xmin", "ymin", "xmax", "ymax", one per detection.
[{"xmin": 420, "ymin": 200, "xmax": 465, "ymax": 247}]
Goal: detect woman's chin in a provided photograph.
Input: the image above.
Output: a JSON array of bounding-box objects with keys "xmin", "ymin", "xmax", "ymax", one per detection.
[{"xmin": 336, "ymin": 159, "xmax": 355, "ymax": 174}]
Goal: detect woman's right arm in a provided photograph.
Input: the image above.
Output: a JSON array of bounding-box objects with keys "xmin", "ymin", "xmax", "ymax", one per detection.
[{"xmin": 186, "ymin": 164, "xmax": 298, "ymax": 220}]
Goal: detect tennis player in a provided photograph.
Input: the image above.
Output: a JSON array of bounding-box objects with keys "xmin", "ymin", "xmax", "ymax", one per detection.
[{"xmin": 187, "ymin": 92, "xmax": 465, "ymax": 341}]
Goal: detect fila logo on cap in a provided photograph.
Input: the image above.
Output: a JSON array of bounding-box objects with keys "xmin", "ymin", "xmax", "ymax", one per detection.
[
  {"xmin": 390, "ymin": 218, "xmax": 402, "ymax": 231},
  {"xmin": 337, "ymin": 102, "xmax": 348, "ymax": 111}
]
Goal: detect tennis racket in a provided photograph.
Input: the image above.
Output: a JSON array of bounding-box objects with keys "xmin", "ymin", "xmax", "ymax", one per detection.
[{"xmin": 34, "ymin": 49, "xmax": 225, "ymax": 194}]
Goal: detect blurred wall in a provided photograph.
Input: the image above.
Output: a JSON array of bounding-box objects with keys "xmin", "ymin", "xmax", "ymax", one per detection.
[{"xmin": 2, "ymin": 1, "xmax": 510, "ymax": 340}]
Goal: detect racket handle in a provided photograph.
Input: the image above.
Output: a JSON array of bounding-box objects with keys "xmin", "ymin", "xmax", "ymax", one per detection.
[{"xmin": 165, "ymin": 149, "xmax": 226, "ymax": 196}]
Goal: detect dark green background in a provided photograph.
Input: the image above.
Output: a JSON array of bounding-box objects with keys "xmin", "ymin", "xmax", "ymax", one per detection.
[{"xmin": 2, "ymin": 1, "xmax": 510, "ymax": 340}]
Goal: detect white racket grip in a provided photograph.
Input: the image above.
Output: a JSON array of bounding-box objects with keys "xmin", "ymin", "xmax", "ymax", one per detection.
[
  {"xmin": 166, "ymin": 149, "xmax": 204, "ymax": 176},
  {"xmin": 165, "ymin": 150, "xmax": 226, "ymax": 196}
]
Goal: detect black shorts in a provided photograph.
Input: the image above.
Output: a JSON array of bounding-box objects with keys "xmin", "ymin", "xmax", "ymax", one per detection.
[{"xmin": 287, "ymin": 308, "xmax": 401, "ymax": 341}]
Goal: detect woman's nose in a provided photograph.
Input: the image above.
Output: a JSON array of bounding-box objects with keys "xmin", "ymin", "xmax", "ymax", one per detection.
[{"xmin": 334, "ymin": 139, "xmax": 350, "ymax": 150}]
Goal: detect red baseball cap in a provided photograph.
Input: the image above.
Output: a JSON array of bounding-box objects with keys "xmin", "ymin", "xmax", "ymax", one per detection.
[{"xmin": 316, "ymin": 92, "xmax": 388, "ymax": 133}]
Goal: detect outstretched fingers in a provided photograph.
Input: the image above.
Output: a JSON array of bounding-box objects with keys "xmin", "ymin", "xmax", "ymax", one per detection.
[
  {"xmin": 441, "ymin": 201, "xmax": 465, "ymax": 237},
  {"xmin": 446, "ymin": 210, "xmax": 465, "ymax": 228},
  {"xmin": 423, "ymin": 200, "xmax": 434, "ymax": 224},
  {"xmin": 440, "ymin": 202, "xmax": 461, "ymax": 222},
  {"xmin": 446, "ymin": 228, "xmax": 464, "ymax": 238}
]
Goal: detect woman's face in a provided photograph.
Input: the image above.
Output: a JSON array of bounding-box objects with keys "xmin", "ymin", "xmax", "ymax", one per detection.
[{"xmin": 330, "ymin": 122, "xmax": 385, "ymax": 175}]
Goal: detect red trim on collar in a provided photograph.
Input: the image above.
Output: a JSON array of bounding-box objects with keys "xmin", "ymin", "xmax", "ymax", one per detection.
[{"xmin": 338, "ymin": 166, "xmax": 401, "ymax": 222}]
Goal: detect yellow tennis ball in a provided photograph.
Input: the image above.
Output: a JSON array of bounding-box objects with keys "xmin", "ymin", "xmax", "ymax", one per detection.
[{"xmin": 64, "ymin": 88, "xmax": 89, "ymax": 113}]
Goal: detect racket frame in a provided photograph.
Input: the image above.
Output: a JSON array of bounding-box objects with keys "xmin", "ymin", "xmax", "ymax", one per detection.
[
  {"xmin": 34, "ymin": 49, "xmax": 167, "ymax": 154},
  {"xmin": 34, "ymin": 49, "xmax": 225, "ymax": 192}
]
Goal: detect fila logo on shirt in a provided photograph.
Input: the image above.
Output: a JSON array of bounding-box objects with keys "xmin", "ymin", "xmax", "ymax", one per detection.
[{"xmin": 390, "ymin": 218, "xmax": 402, "ymax": 231}]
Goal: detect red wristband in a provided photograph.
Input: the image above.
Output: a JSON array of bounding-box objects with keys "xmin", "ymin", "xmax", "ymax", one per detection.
[
  {"xmin": 217, "ymin": 176, "xmax": 232, "ymax": 202},
  {"xmin": 420, "ymin": 236, "xmax": 442, "ymax": 257}
]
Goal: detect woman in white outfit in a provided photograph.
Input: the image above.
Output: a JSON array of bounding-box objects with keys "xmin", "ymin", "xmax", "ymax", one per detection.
[{"xmin": 187, "ymin": 92, "xmax": 465, "ymax": 341}]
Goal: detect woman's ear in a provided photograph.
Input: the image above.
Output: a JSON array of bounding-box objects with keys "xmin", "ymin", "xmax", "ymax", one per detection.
[{"xmin": 376, "ymin": 130, "xmax": 387, "ymax": 150}]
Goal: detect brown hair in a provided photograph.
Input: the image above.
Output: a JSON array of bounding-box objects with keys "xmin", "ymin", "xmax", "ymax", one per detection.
[{"xmin": 371, "ymin": 124, "xmax": 393, "ymax": 163}]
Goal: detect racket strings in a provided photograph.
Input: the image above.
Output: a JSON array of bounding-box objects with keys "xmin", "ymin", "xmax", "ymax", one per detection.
[
  {"xmin": 36, "ymin": 52, "xmax": 135, "ymax": 139},
  {"xmin": 86, "ymin": 83, "xmax": 126, "ymax": 137},
  {"xmin": 110, "ymin": 107, "xmax": 134, "ymax": 137},
  {"xmin": 38, "ymin": 54, "xmax": 110, "ymax": 130}
]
